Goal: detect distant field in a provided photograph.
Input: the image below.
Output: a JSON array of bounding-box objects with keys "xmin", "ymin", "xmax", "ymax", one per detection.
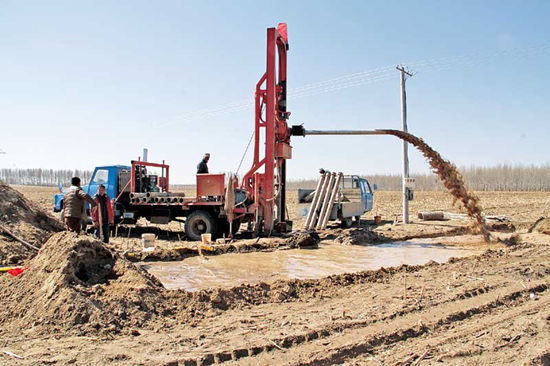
[{"xmin": 15, "ymin": 185, "xmax": 550, "ymax": 227}]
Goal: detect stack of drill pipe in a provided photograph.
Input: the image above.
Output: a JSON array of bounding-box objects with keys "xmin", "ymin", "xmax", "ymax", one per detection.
[
  {"xmin": 129, "ymin": 192, "xmax": 187, "ymax": 204},
  {"xmin": 130, "ymin": 192, "xmax": 147, "ymax": 199},
  {"xmin": 147, "ymin": 192, "xmax": 170, "ymax": 198},
  {"xmin": 315, "ymin": 173, "xmax": 338, "ymax": 230},
  {"xmin": 317, "ymin": 173, "xmax": 342, "ymax": 229},
  {"xmin": 303, "ymin": 173, "xmax": 325, "ymax": 229},
  {"xmin": 309, "ymin": 172, "xmax": 334, "ymax": 229},
  {"xmin": 304, "ymin": 172, "xmax": 330, "ymax": 230}
]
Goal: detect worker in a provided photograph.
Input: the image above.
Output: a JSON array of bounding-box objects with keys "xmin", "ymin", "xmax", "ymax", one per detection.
[
  {"xmin": 63, "ymin": 177, "xmax": 96, "ymax": 234},
  {"xmin": 196, "ymin": 153, "xmax": 210, "ymax": 174},
  {"xmin": 91, "ymin": 184, "xmax": 114, "ymax": 243}
]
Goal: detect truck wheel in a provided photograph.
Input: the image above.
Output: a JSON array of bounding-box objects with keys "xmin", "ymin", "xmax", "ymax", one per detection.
[
  {"xmin": 341, "ymin": 218, "xmax": 353, "ymax": 228},
  {"xmin": 185, "ymin": 210, "xmax": 218, "ymax": 241}
]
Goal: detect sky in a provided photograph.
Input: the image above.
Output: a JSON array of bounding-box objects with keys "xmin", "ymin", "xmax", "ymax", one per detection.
[{"xmin": 1, "ymin": 0, "xmax": 549, "ymax": 183}]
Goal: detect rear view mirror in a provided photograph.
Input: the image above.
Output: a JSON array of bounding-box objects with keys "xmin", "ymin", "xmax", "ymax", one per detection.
[{"xmin": 373, "ymin": 184, "xmax": 378, "ymax": 191}]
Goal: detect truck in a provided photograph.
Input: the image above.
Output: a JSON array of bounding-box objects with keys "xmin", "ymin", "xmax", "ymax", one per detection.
[
  {"xmin": 297, "ymin": 174, "xmax": 376, "ymax": 228},
  {"xmin": 54, "ymin": 161, "xmax": 249, "ymax": 241}
]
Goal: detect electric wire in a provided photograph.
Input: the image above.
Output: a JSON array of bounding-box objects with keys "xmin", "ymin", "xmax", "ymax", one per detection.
[{"xmin": 153, "ymin": 43, "xmax": 549, "ymax": 129}]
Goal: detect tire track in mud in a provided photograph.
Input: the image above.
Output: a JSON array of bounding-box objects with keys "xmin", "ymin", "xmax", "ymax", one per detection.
[
  {"xmin": 272, "ymin": 283, "xmax": 549, "ymax": 366},
  {"xmin": 168, "ymin": 280, "xmax": 548, "ymax": 366},
  {"xmin": 356, "ymin": 286, "xmax": 550, "ymax": 365}
]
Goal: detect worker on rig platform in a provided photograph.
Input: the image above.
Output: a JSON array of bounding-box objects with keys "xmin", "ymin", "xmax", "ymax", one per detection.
[
  {"xmin": 196, "ymin": 153, "xmax": 210, "ymax": 174},
  {"xmin": 63, "ymin": 177, "xmax": 96, "ymax": 234},
  {"xmin": 91, "ymin": 184, "xmax": 114, "ymax": 243}
]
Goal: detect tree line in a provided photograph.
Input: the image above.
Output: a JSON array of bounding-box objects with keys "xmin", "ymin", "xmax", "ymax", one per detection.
[
  {"xmin": 2, "ymin": 164, "xmax": 550, "ymax": 191},
  {"xmin": 0, "ymin": 168, "xmax": 93, "ymax": 186},
  {"xmin": 288, "ymin": 164, "xmax": 550, "ymax": 191}
]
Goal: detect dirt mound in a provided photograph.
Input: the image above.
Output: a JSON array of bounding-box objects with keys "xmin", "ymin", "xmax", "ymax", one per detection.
[
  {"xmin": 335, "ymin": 228, "xmax": 380, "ymax": 245},
  {"xmin": 379, "ymin": 130, "xmax": 490, "ymax": 241},
  {"xmin": 528, "ymin": 217, "xmax": 550, "ymax": 235},
  {"xmin": 0, "ymin": 232, "xmax": 165, "ymax": 335},
  {"xmin": 486, "ymin": 220, "xmax": 515, "ymax": 233},
  {"xmin": 0, "ymin": 182, "xmax": 63, "ymax": 264},
  {"xmin": 285, "ymin": 231, "xmax": 320, "ymax": 247}
]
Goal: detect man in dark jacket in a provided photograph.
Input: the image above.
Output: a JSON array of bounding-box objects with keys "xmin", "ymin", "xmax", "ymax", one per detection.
[
  {"xmin": 196, "ymin": 153, "xmax": 210, "ymax": 174},
  {"xmin": 91, "ymin": 184, "xmax": 114, "ymax": 243},
  {"xmin": 63, "ymin": 177, "xmax": 96, "ymax": 234}
]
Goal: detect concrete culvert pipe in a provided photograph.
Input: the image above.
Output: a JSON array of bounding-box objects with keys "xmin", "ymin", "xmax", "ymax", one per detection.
[{"xmin": 418, "ymin": 211, "xmax": 445, "ymax": 220}]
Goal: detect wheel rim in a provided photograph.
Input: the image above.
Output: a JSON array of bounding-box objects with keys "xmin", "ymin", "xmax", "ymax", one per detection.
[{"xmin": 192, "ymin": 219, "xmax": 208, "ymax": 235}]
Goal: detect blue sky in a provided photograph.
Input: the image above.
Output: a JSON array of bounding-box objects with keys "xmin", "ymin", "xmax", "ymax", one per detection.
[{"xmin": 1, "ymin": 0, "xmax": 549, "ymax": 183}]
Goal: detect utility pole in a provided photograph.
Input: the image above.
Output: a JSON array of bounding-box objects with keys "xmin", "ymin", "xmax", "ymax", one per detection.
[{"xmin": 396, "ymin": 65, "xmax": 413, "ymax": 224}]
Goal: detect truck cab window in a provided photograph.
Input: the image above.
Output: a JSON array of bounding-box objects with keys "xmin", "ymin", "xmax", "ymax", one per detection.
[{"xmin": 92, "ymin": 169, "xmax": 109, "ymax": 185}]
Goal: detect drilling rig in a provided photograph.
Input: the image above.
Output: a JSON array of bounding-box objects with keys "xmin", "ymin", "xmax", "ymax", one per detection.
[{"xmin": 54, "ymin": 23, "xmax": 384, "ymax": 240}]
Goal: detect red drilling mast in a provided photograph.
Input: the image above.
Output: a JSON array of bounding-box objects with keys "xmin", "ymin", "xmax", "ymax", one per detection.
[{"xmin": 241, "ymin": 23, "xmax": 294, "ymax": 234}]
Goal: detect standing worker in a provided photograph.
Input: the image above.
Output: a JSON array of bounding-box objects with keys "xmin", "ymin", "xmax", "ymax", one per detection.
[
  {"xmin": 63, "ymin": 177, "xmax": 96, "ymax": 234},
  {"xmin": 91, "ymin": 184, "xmax": 114, "ymax": 243},
  {"xmin": 196, "ymin": 153, "xmax": 210, "ymax": 174}
]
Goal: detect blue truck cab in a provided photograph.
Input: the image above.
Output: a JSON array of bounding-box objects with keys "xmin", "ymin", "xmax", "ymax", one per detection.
[
  {"xmin": 349, "ymin": 175, "xmax": 375, "ymax": 213},
  {"xmin": 54, "ymin": 165, "xmax": 131, "ymax": 217}
]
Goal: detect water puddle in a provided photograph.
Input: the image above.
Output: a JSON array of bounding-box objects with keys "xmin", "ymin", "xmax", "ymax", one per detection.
[{"xmin": 141, "ymin": 242, "xmax": 482, "ymax": 291}]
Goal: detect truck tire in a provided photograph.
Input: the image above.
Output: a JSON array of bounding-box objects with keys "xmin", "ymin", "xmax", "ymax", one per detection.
[
  {"xmin": 185, "ymin": 210, "xmax": 218, "ymax": 241},
  {"xmin": 341, "ymin": 218, "xmax": 353, "ymax": 228}
]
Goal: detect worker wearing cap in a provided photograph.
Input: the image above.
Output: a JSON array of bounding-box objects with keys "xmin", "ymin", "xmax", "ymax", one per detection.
[
  {"xmin": 91, "ymin": 184, "xmax": 114, "ymax": 243},
  {"xmin": 197, "ymin": 153, "xmax": 210, "ymax": 174},
  {"xmin": 63, "ymin": 177, "xmax": 96, "ymax": 234}
]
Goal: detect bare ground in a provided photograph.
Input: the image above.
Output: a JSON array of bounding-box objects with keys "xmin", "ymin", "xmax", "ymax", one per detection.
[{"xmin": 0, "ymin": 186, "xmax": 549, "ymax": 365}]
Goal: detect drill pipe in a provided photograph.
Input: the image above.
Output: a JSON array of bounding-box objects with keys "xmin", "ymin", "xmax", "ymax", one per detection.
[{"xmin": 304, "ymin": 129, "xmax": 391, "ymax": 136}]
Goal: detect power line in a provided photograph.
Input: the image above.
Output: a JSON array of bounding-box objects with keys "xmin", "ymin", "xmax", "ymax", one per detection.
[{"xmin": 152, "ymin": 43, "xmax": 550, "ymax": 128}]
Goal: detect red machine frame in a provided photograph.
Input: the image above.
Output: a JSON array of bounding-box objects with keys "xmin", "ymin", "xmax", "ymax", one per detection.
[
  {"xmin": 241, "ymin": 23, "xmax": 292, "ymax": 234},
  {"xmin": 130, "ymin": 159, "xmax": 170, "ymax": 193}
]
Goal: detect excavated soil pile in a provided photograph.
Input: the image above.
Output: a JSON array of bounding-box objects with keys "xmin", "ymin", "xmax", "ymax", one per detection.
[
  {"xmin": 285, "ymin": 231, "xmax": 320, "ymax": 248},
  {"xmin": 334, "ymin": 227, "xmax": 380, "ymax": 245},
  {"xmin": 529, "ymin": 217, "xmax": 550, "ymax": 235},
  {"xmin": 379, "ymin": 130, "xmax": 490, "ymax": 241},
  {"xmin": 0, "ymin": 182, "xmax": 63, "ymax": 264},
  {"xmin": 0, "ymin": 232, "xmax": 166, "ymax": 335}
]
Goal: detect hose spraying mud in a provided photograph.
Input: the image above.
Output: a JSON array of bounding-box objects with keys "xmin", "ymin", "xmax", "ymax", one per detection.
[{"xmin": 378, "ymin": 129, "xmax": 490, "ymax": 242}]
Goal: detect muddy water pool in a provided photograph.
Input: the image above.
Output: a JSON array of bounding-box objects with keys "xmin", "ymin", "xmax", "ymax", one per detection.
[{"xmin": 141, "ymin": 241, "xmax": 482, "ymax": 291}]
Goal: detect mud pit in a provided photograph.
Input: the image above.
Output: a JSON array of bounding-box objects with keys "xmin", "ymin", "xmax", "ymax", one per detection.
[{"xmin": 143, "ymin": 241, "xmax": 481, "ymax": 291}]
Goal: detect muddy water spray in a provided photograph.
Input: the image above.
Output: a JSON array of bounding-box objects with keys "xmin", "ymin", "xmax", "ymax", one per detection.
[{"xmin": 378, "ymin": 129, "xmax": 490, "ymax": 241}]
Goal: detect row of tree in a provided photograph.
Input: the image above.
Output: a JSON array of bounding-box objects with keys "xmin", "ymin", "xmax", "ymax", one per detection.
[
  {"xmin": 0, "ymin": 168, "xmax": 93, "ymax": 186},
  {"xmin": 2, "ymin": 164, "xmax": 550, "ymax": 191},
  {"xmin": 288, "ymin": 164, "xmax": 550, "ymax": 191}
]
